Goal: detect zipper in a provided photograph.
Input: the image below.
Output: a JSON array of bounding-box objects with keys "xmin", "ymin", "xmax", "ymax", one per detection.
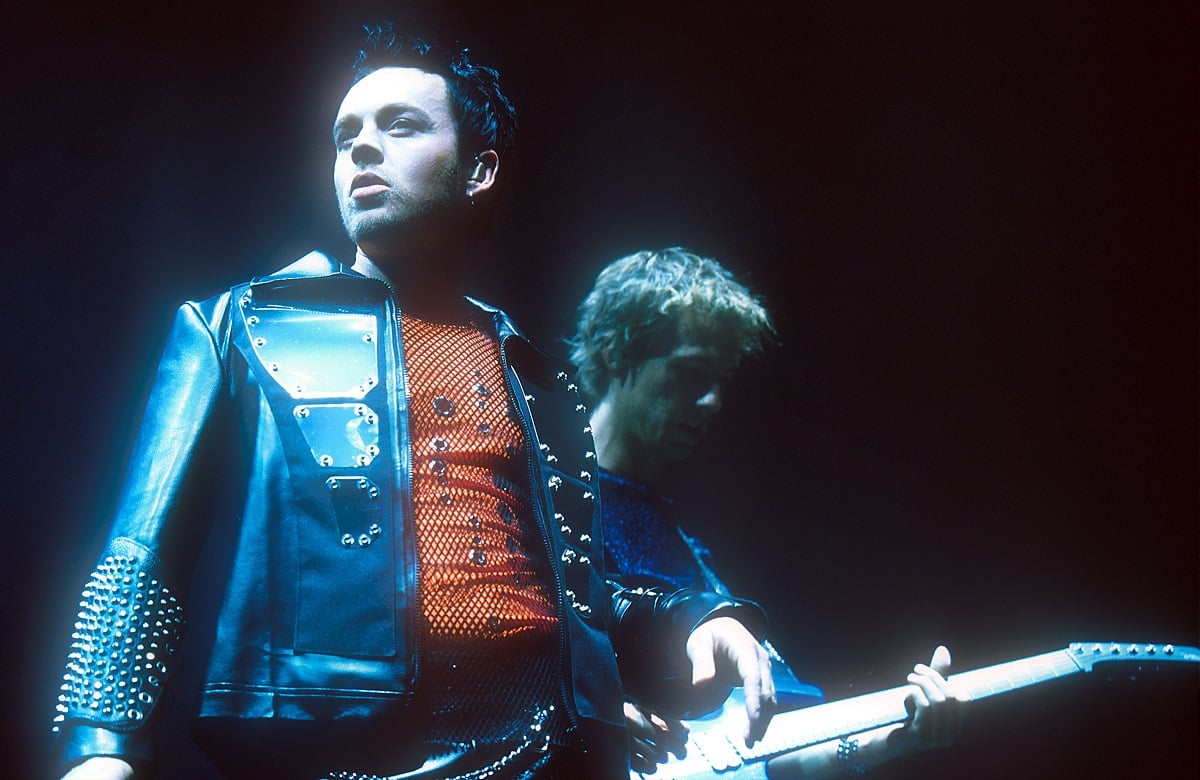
[
  {"xmin": 378, "ymin": 276, "xmax": 422, "ymax": 693},
  {"xmin": 497, "ymin": 331, "xmax": 581, "ymax": 735}
]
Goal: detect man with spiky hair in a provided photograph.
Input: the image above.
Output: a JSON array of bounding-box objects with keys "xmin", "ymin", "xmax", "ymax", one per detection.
[
  {"xmin": 571, "ymin": 247, "xmax": 966, "ymax": 778},
  {"xmin": 52, "ymin": 26, "xmax": 774, "ymax": 780}
]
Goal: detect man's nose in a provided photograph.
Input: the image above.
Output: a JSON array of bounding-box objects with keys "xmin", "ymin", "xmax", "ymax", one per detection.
[
  {"xmin": 697, "ymin": 383, "xmax": 723, "ymax": 413},
  {"xmin": 350, "ymin": 129, "xmax": 384, "ymax": 165}
]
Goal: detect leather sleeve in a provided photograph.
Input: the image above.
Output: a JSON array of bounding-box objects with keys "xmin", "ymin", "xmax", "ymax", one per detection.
[
  {"xmin": 54, "ymin": 538, "xmax": 185, "ymax": 771},
  {"xmin": 608, "ymin": 582, "xmax": 768, "ymax": 718},
  {"xmin": 52, "ymin": 300, "xmax": 227, "ymax": 771}
]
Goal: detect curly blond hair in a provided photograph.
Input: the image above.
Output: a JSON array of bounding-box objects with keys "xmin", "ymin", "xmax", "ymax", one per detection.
[{"xmin": 568, "ymin": 247, "xmax": 773, "ymax": 402}]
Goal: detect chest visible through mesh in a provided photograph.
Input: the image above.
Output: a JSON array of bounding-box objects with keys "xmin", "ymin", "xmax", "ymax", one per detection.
[{"xmin": 402, "ymin": 313, "xmax": 564, "ymax": 746}]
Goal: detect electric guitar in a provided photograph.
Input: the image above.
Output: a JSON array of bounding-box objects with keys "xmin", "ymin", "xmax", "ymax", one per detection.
[{"xmin": 632, "ymin": 641, "xmax": 1200, "ymax": 780}]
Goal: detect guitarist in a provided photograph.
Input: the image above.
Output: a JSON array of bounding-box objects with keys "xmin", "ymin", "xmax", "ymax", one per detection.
[{"xmin": 569, "ymin": 248, "xmax": 968, "ymax": 777}]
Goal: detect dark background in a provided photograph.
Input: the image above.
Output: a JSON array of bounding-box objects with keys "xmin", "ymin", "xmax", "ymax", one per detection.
[{"xmin": 6, "ymin": 2, "xmax": 1196, "ymax": 778}]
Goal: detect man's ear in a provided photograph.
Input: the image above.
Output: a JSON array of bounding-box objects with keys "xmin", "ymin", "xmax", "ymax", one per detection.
[
  {"xmin": 466, "ymin": 150, "xmax": 499, "ymax": 198},
  {"xmin": 602, "ymin": 348, "xmax": 634, "ymax": 386},
  {"xmin": 601, "ymin": 347, "xmax": 619, "ymax": 376}
]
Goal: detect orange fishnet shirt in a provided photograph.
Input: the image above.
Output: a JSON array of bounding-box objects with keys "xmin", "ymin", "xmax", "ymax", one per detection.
[{"xmin": 402, "ymin": 313, "xmax": 558, "ymax": 644}]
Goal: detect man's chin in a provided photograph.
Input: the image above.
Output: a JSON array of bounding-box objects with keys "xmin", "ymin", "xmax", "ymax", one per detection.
[
  {"xmin": 664, "ymin": 439, "xmax": 699, "ymax": 462},
  {"xmin": 346, "ymin": 210, "xmax": 473, "ymax": 258},
  {"xmin": 347, "ymin": 220, "xmax": 414, "ymax": 257}
]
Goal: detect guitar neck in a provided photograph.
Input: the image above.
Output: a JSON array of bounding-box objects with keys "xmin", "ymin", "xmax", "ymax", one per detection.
[
  {"xmin": 647, "ymin": 642, "xmax": 1196, "ymax": 780},
  {"xmin": 741, "ymin": 649, "xmax": 1083, "ymax": 762}
]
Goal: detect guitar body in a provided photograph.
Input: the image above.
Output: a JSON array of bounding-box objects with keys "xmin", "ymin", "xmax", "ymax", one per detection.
[{"xmin": 634, "ymin": 692, "xmax": 774, "ymax": 780}]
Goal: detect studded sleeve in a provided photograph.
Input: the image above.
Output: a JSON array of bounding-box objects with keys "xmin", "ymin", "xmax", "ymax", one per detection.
[
  {"xmin": 52, "ymin": 300, "xmax": 227, "ymax": 771},
  {"xmin": 54, "ymin": 538, "xmax": 186, "ymax": 770}
]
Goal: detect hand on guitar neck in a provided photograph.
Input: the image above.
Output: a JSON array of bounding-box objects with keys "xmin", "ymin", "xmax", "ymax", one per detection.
[{"xmin": 764, "ymin": 645, "xmax": 966, "ymax": 779}]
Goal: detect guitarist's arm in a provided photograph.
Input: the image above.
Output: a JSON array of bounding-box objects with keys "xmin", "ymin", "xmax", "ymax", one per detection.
[
  {"xmin": 765, "ymin": 645, "xmax": 966, "ymax": 779},
  {"xmin": 611, "ymin": 585, "xmax": 777, "ymax": 745}
]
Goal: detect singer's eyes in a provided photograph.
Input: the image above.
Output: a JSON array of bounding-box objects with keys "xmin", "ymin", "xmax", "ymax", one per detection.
[
  {"xmin": 332, "ymin": 121, "xmax": 359, "ymax": 150},
  {"xmin": 386, "ymin": 116, "xmax": 417, "ymax": 136},
  {"xmin": 332, "ymin": 109, "xmax": 434, "ymax": 150}
]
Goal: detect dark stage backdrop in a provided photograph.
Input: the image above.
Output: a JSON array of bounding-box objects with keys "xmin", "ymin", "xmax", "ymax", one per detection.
[{"xmin": 6, "ymin": 2, "xmax": 1196, "ymax": 778}]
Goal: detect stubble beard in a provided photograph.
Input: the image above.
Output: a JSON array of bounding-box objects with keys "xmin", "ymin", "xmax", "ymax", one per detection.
[{"xmin": 340, "ymin": 164, "xmax": 468, "ymax": 261}]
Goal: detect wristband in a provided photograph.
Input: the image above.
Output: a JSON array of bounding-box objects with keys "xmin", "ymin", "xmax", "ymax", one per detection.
[{"xmin": 837, "ymin": 736, "xmax": 869, "ymax": 776}]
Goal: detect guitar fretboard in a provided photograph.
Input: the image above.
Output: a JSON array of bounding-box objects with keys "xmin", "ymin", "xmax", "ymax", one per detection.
[
  {"xmin": 711, "ymin": 649, "xmax": 1081, "ymax": 764},
  {"xmin": 658, "ymin": 643, "xmax": 1198, "ymax": 780}
]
